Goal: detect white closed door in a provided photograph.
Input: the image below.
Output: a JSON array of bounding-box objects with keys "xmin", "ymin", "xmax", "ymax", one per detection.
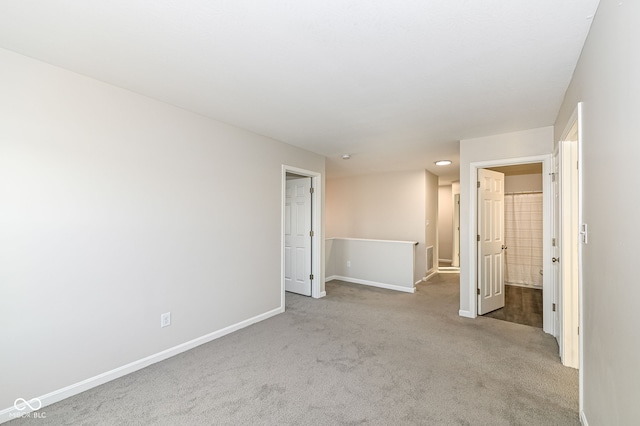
[
  {"xmin": 284, "ymin": 177, "xmax": 312, "ymax": 296},
  {"xmin": 478, "ymin": 169, "xmax": 505, "ymax": 315}
]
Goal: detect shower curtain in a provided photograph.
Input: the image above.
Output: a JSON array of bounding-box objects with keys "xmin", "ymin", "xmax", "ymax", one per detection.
[{"xmin": 504, "ymin": 192, "xmax": 543, "ymax": 288}]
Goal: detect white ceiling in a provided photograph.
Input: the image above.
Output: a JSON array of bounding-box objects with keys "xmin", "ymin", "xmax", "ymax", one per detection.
[{"xmin": 0, "ymin": 0, "xmax": 599, "ymax": 183}]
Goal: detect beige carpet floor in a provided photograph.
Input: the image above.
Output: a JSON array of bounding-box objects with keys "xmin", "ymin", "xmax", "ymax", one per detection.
[{"xmin": 9, "ymin": 274, "xmax": 578, "ymax": 425}]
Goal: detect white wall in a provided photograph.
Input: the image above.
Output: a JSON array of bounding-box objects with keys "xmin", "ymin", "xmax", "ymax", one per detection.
[
  {"xmin": 326, "ymin": 170, "xmax": 431, "ymax": 283},
  {"xmin": 0, "ymin": 49, "xmax": 325, "ymax": 410},
  {"xmin": 326, "ymin": 238, "xmax": 416, "ymax": 292},
  {"xmin": 504, "ymin": 173, "xmax": 542, "ymax": 193},
  {"xmin": 555, "ymin": 0, "xmax": 640, "ymax": 422},
  {"xmin": 438, "ymin": 185, "xmax": 453, "ymax": 262},
  {"xmin": 459, "ymin": 127, "xmax": 553, "ymax": 315}
]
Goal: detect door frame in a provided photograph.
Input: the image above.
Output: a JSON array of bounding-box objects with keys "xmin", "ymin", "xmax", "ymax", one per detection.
[
  {"xmin": 452, "ymin": 193, "xmax": 461, "ymax": 268},
  {"xmin": 467, "ymin": 154, "xmax": 554, "ymax": 334},
  {"xmin": 557, "ymin": 103, "xmax": 584, "ymax": 409},
  {"xmin": 552, "ymin": 145, "xmax": 561, "ymax": 341},
  {"xmin": 281, "ymin": 165, "xmax": 324, "ymax": 309}
]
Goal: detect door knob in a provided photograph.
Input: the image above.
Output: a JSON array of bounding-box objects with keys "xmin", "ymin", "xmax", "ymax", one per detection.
[
  {"xmin": 552, "ymin": 257, "xmax": 560, "ymax": 263},
  {"xmin": 501, "ymin": 245, "xmax": 508, "ymax": 250}
]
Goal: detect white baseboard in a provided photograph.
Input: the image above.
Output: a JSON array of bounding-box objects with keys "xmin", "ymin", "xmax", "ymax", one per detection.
[
  {"xmin": 414, "ymin": 277, "xmax": 426, "ymax": 286},
  {"xmin": 458, "ymin": 309, "xmax": 474, "ymax": 318},
  {"xmin": 425, "ymin": 270, "xmax": 438, "ymax": 281},
  {"xmin": 317, "ymin": 291, "xmax": 326, "ymax": 298},
  {"xmin": 580, "ymin": 410, "xmax": 588, "ymax": 426},
  {"xmin": 325, "ymin": 275, "xmax": 338, "ymax": 282},
  {"xmin": 0, "ymin": 306, "xmax": 283, "ymax": 424},
  {"xmin": 327, "ymin": 276, "xmax": 415, "ymax": 293},
  {"xmin": 438, "ymin": 258, "xmax": 453, "ymax": 263}
]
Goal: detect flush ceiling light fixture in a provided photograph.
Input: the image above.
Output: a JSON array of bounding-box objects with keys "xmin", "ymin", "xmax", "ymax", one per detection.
[
  {"xmin": 435, "ymin": 160, "xmax": 452, "ymax": 166},
  {"xmin": 341, "ymin": 154, "xmax": 351, "ymax": 160}
]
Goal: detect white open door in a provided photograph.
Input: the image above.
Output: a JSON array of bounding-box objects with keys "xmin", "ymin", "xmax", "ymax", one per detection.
[
  {"xmin": 559, "ymin": 138, "xmax": 580, "ymax": 368},
  {"xmin": 284, "ymin": 177, "xmax": 312, "ymax": 296},
  {"xmin": 478, "ymin": 169, "xmax": 505, "ymax": 315}
]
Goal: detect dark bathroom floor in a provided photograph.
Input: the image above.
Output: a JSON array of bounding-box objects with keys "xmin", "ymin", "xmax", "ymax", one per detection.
[{"xmin": 483, "ymin": 285, "xmax": 543, "ymax": 328}]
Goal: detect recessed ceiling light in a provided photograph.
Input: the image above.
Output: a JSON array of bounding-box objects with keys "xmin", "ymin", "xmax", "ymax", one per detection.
[
  {"xmin": 435, "ymin": 160, "xmax": 452, "ymax": 166},
  {"xmin": 341, "ymin": 154, "xmax": 351, "ymax": 160}
]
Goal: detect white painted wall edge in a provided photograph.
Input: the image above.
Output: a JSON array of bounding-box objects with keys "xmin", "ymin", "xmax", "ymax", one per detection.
[
  {"xmin": 0, "ymin": 306, "xmax": 283, "ymax": 424},
  {"xmin": 326, "ymin": 275, "xmax": 415, "ymax": 294},
  {"xmin": 580, "ymin": 410, "xmax": 589, "ymax": 426},
  {"xmin": 326, "ymin": 237, "xmax": 418, "ymax": 245},
  {"xmin": 459, "ymin": 310, "xmax": 474, "ymax": 318}
]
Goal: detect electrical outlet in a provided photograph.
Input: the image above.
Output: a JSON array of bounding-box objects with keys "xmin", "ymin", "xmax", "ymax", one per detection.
[
  {"xmin": 161, "ymin": 312, "xmax": 171, "ymax": 328},
  {"xmin": 347, "ymin": 260, "xmax": 351, "ymax": 268}
]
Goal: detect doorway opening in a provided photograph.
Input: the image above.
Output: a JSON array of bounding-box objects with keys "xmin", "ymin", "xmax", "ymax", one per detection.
[
  {"xmin": 438, "ymin": 183, "xmax": 460, "ymax": 273},
  {"xmin": 481, "ymin": 163, "xmax": 544, "ymax": 328},
  {"xmin": 467, "ymin": 154, "xmax": 555, "ymax": 335},
  {"xmin": 281, "ymin": 166, "xmax": 324, "ymax": 309}
]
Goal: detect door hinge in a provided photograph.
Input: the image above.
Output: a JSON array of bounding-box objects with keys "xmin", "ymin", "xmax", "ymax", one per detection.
[
  {"xmin": 477, "ymin": 235, "xmax": 480, "ymax": 242},
  {"xmin": 477, "ymin": 288, "xmax": 480, "ymax": 295},
  {"xmin": 552, "ymin": 238, "xmax": 556, "ymax": 247},
  {"xmin": 552, "ymin": 303, "xmax": 556, "ymax": 312},
  {"xmin": 477, "ymin": 181, "xmax": 481, "ymax": 189},
  {"xmin": 310, "ymin": 187, "xmax": 314, "ymax": 194},
  {"xmin": 549, "ymin": 172, "xmax": 556, "ymax": 182},
  {"xmin": 309, "ymin": 230, "xmax": 314, "ymax": 237},
  {"xmin": 310, "ymin": 274, "xmax": 314, "ymax": 280}
]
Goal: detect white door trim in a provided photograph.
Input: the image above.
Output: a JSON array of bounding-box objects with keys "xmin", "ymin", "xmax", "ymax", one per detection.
[
  {"xmin": 558, "ymin": 102, "xmax": 584, "ymax": 412},
  {"xmin": 467, "ymin": 154, "xmax": 554, "ymax": 334},
  {"xmin": 281, "ymin": 165, "xmax": 324, "ymax": 309},
  {"xmin": 552, "ymin": 144, "xmax": 561, "ymax": 342}
]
